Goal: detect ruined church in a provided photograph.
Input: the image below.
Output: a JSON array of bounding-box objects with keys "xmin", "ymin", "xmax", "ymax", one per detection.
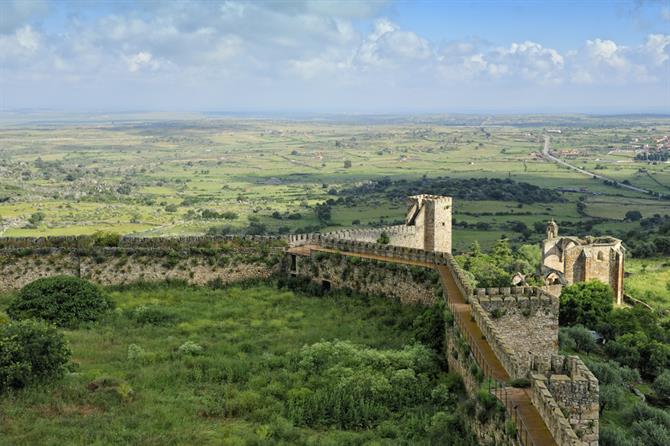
[{"xmin": 541, "ymin": 220, "xmax": 625, "ymax": 305}]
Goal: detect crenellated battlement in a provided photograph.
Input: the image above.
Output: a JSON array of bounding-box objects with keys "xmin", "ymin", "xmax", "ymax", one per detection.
[{"xmin": 530, "ymin": 355, "xmax": 599, "ymax": 446}]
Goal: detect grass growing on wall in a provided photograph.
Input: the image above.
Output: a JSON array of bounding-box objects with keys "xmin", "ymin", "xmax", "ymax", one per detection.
[{"xmin": 0, "ymin": 282, "xmax": 472, "ymax": 445}]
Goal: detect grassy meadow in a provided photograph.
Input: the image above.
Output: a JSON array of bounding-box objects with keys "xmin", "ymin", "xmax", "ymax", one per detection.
[
  {"xmin": 0, "ymin": 282, "xmax": 464, "ymax": 446},
  {"xmin": 1, "ymin": 114, "xmax": 669, "ymax": 254}
]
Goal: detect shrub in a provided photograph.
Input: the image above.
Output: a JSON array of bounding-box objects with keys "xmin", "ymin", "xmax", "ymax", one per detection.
[
  {"xmin": 127, "ymin": 344, "xmax": 147, "ymax": 363},
  {"xmin": 8, "ymin": 276, "xmax": 113, "ymax": 328},
  {"xmin": 509, "ymin": 377, "xmax": 530, "ymax": 388},
  {"xmin": 653, "ymin": 370, "xmax": 670, "ymax": 402},
  {"xmin": 125, "ymin": 305, "xmax": 180, "ymax": 326},
  {"xmin": 600, "ymin": 384, "xmax": 625, "ymax": 413},
  {"xmin": 413, "ymin": 303, "xmax": 445, "ymax": 353},
  {"xmin": 559, "ymin": 281, "xmax": 614, "ymax": 328},
  {"xmin": 178, "ymin": 341, "xmax": 204, "ymax": 356},
  {"xmin": 559, "ymin": 325, "xmax": 597, "ymax": 353},
  {"xmin": 631, "ymin": 419, "xmax": 670, "ymax": 446},
  {"xmin": 583, "ymin": 357, "xmax": 640, "ymax": 386},
  {"xmin": 91, "ymin": 231, "xmax": 121, "ymax": 247},
  {"xmin": 0, "ymin": 312, "xmax": 9, "ymax": 325},
  {"xmin": 599, "ymin": 425, "xmax": 635, "ymax": 446},
  {"xmin": 0, "ymin": 320, "xmax": 71, "ymax": 392},
  {"xmin": 377, "ymin": 231, "xmax": 390, "ymax": 245}
]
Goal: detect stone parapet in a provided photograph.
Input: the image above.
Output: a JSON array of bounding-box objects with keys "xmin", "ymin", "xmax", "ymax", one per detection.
[
  {"xmin": 469, "ymin": 298, "xmax": 526, "ymax": 379},
  {"xmin": 530, "ymin": 373, "xmax": 583, "ymax": 446},
  {"xmin": 530, "ymin": 355, "xmax": 599, "ymax": 446}
]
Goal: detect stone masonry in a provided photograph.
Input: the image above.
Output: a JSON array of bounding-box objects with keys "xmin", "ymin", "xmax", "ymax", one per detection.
[{"xmin": 542, "ymin": 220, "xmax": 625, "ymax": 305}]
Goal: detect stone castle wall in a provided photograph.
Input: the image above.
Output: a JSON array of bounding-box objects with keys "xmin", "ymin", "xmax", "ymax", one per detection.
[
  {"xmin": 531, "ymin": 355, "xmax": 599, "ymax": 446},
  {"xmin": 288, "ymin": 225, "xmax": 421, "ymax": 249},
  {"xmin": 289, "ymin": 250, "xmax": 439, "ymax": 305},
  {"xmin": 0, "ymin": 236, "xmax": 285, "ymax": 292},
  {"xmin": 474, "ymin": 287, "xmax": 559, "ymax": 371}
]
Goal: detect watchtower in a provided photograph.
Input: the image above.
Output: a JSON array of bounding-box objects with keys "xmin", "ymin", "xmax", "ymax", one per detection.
[{"xmin": 405, "ymin": 195, "xmax": 452, "ymax": 253}]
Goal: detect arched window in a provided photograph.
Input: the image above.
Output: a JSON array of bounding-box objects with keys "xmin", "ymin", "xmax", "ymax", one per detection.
[{"xmin": 597, "ymin": 251, "xmax": 605, "ymax": 261}]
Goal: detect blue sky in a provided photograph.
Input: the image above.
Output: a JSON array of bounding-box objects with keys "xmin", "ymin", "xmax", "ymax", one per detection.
[{"xmin": 1, "ymin": 0, "xmax": 668, "ymax": 113}]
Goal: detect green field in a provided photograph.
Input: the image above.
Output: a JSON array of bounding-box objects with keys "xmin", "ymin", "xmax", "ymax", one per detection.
[
  {"xmin": 2, "ymin": 114, "xmax": 669, "ymax": 254},
  {"xmin": 625, "ymin": 258, "xmax": 670, "ymax": 309},
  {"xmin": 0, "ymin": 282, "xmax": 466, "ymax": 446}
]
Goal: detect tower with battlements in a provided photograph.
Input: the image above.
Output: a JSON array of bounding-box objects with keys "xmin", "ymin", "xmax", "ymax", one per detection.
[{"xmin": 405, "ymin": 195, "xmax": 452, "ymax": 253}]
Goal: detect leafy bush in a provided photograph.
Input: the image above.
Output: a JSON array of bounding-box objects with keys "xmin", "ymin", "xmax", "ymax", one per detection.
[
  {"xmin": 600, "ymin": 425, "xmax": 636, "ymax": 446},
  {"xmin": 600, "ymin": 384, "xmax": 625, "ymax": 413},
  {"xmin": 559, "ymin": 281, "xmax": 614, "ymax": 328},
  {"xmin": 412, "ymin": 303, "xmax": 445, "ymax": 353},
  {"xmin": 91, "ymin": 231, "xmax": 121, "ymax": 247},
  {"xmin": 125, "ymin": 305, "xmax": 180, "ymax": 326},
  {"xmin": 178, "ymin": 341, "xmax": 204, "ymax": 356},
  {"xmin": 509, "ymin": 377, "xmax": 531, "ymax": 388},
  {"xmin": 605, "ymin": 332, "xmax": 670, "ymax": 379},
  {"xmin": 0, "ymin": 312, "xmax": 9, "ymax": 325},
  {"xmin": 8, "ymin": 276, "xmax": 113, "ymax": 328},
  {"xmin": 583, "ymin": 357, "xmax": 640, "ymax": 386},
  {"xmin": 287, "ymin": 341, "xmax": 438, "ymax": 429},
  {"xmin": 653, "ymin": 370, "xmax": 670, "ymax": 402},
  {"xmin": 559, "ymin": 325, "xmax": 597, "ymax": 352},
  {"xmin": 631, "ymin": 419, "xmax": 670, "ymax": 446},
  {"xmin": 0, "ymin": 320, "xmax": 71, "ymax": 392}
]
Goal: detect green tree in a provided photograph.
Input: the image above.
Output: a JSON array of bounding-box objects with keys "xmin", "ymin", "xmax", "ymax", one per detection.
[
  {"xmin": 559, "ymin": 281, "xmax": 614, "ymax": 328},
  {"xmin": 624, "ymin": 210, "xmax": 643, "ymax": 222}
]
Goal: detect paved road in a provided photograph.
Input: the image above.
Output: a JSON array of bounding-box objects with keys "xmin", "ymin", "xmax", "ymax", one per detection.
[{"xmin": 542, "ymin": 135, "xmax": 653, "ymax": 195}]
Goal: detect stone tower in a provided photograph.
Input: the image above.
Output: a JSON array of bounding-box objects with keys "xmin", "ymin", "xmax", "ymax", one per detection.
[
  {"xmin": 406, "ymin": 195, "xmax": 452, "ymax": 253},
  {"xmin": 541, "ymin": 220, "xmax": 625, "ymax": 305}
]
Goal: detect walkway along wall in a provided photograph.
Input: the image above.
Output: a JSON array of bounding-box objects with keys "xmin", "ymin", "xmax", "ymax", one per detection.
[{"xmin": 288, "ymin": 235, "xmax": 598, "ymax": 446}]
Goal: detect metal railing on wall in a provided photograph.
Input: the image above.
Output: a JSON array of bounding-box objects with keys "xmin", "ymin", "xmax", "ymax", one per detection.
[{"xmin": 447, "ymin": 285, "xmax": 542, "ymax": 446}]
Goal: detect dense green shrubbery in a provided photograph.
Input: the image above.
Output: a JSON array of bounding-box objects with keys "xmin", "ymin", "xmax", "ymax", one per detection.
[
  {"xmin": 8, "ymin": 276, "xmax": 113, "ymax": 328},
  {"xmin": 286, "ymin": 340, "xmax": 445, "ymax": 430},
  {"xmin": 457, "ymin": 238, "xmax": 543, "ymax": 288},
  {"xmin": 341, "ymin": 176, "xmax": 564, "ymax": 204},
  {"xmin": 559, "ymin": 281, "xmax": 613, "ymax": 327},
  {"xmin": 559, "ymin": 325, "xmax": 597, "ymax": 353},
  {"xmin": 90, "ymin": 231, "xmax": 121, "ymax": 247},
  {"xmin": 412, "ymin": 303, "xmax": 446, "ymax": 354},
  {"xmin": 653, "ymin": 371, "xmax": 670, "ymax": 403},
  {"xmin": 0, "ymin": 320, "xmax": 71, "ymax": 392},
  {"xmin": 124, "ymin": 305, "xmax": 180, "ymax": 326}
]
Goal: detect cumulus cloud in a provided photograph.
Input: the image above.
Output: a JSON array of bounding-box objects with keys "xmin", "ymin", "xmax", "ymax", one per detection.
[
  {"xmin": 0, "ymin": 0, "xmax": 667, "ymax": 110},
  {"xmin": 0, "ymin": 25, "xmax": 41, "ymax": 65},
  {"xmin": 353, "ymin": 19, "xmax": 432, "ymax": 70},
  {"xmin": 125, "ymin": 52, "xmax": 159, "ymax": 72}
]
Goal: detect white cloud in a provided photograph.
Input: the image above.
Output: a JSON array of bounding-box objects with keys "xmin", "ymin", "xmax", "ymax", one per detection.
[
  {"xmin": 353, "ymin": 19, "xmax": 432, "ymax": 71},
  {"xmin": 0, "ymin": 0, "xmax": 667, "ymax": 110},
  {"xmin": 0, "ymin": 25, "xmax": 41, "ymax": 64},
  {"xmin": 584, "ymin": 39, "xmax": 627, "ymax": 69},
  {"xmin": 644, "ymin": 33, "xmax": 670, "ymax": 65},
  {"xmin": 125, "ymin": 52, "xmax": 159, "ymax": 72}
]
